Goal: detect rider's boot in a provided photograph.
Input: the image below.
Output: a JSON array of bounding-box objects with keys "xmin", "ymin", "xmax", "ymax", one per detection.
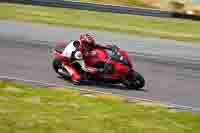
[
  {"xmin": 70, "ymin": 70, "xmax": 83, "ymax": 85},
  {"xmin": 72, "ymin": 80, "xmax": 82, "ymax": 85},
  {"xmin": 58, "ymin": 66, "xmax": 70, "ymax": 80},
  {"xmin": 61, "ymin": 63, "xmax": 83, "ymax": 85}
]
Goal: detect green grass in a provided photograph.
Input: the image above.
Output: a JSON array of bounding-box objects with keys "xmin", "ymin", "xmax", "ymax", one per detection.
[
  {"xmin": 1, "ymin": 3, "xmax": 200, "ymax": 43},
  {"xmin": 0, "ymin": 81, "xmax": 200, "ymax": 133},
  {"xmin": 0, "ymin": 80, "xmax": 200, "ymax": 133}
]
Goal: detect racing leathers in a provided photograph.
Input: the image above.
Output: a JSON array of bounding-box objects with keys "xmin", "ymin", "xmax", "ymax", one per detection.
[{"xmin": 60, "ymin": 41, "xmax": 103, "ymax": 83}]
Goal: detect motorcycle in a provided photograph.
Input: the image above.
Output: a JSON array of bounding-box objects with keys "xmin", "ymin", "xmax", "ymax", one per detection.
[{"xmin": 51, "ymin": 41, "xmax": 145, "ymax": 90}]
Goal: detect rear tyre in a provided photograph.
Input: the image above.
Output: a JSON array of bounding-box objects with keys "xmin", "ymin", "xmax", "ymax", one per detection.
[
  {"xmin": 123, "ymin": 71, "xmax": 145, "ymax": 90},
  {"xmin": 52, "ymin": 58, "xmax": 70, "ymax": 79},
  {"xmin": 53, "ymin": 58, "xmax": 62, "ymax": 73}
]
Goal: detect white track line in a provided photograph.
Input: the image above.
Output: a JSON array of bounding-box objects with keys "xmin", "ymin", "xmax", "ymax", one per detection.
[{"xmin": 0, "ymin": 75, "xmax": 200, "ymax": 112}]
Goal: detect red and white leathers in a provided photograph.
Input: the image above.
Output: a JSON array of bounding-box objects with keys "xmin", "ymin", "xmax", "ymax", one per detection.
[{"xmin": 61, "ymin": 41, "xmax": 98, "ymax": 82}]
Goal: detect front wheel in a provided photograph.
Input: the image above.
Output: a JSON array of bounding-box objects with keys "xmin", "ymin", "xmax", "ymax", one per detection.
[{"xmin": 123, "ymin": 71, "xmax": 145, "ymax": 90}]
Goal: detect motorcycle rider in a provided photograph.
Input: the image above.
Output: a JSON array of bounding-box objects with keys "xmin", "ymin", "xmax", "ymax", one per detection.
[{"xmin": 60, "ymin": 33, "xmax": 111, "ymax": 85}]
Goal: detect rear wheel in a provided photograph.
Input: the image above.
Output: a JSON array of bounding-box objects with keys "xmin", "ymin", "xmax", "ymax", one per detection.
[
  {"xmin": 123, "ymin": 71, "xmax": 145, "ymax": 90},
  {"xmin": 52, "ymin": 58, "xmax": 70, "ymax": 79}
]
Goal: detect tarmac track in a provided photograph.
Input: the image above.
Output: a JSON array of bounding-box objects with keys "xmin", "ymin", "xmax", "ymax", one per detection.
[
  {"xmin": 0, "ymin": 21, "xmax": 200, "ymax": 111},
  {"xmin": 0, "ymin": 38, "xmax": 200, "ymax": 112}
]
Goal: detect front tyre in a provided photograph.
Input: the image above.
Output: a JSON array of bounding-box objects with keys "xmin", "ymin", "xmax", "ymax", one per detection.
[{"xmin": 123, "ymin": 71, "xmax": 145, "ymax": 90}]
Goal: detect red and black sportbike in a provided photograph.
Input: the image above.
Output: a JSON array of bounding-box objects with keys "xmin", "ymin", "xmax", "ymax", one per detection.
[{"xmin": 52, "ymin": 41, "xmax": 145, "ymax": 90}]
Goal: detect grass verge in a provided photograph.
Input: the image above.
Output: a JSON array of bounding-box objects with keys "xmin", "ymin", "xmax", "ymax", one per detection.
[
  {"xmin": 0, "ymin": 80, "xmax": 200, "ymax": 133},
  {"xmin": 1, "ymin": 3, "xmax": 200, "ymax": 43}
]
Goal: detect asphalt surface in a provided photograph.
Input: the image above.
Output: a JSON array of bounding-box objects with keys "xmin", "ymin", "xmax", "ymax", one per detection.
[
  {"xmin": 0, "ymin": 21, "xmax": 200, "ymax": 111},
  {"xmin": 1, "ymin": 20, "xmax": 200, "ymax": 61}
]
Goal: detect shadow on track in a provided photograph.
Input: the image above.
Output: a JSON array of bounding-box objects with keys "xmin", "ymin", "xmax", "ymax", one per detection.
[{"xmin": 57, "ymin": 76, "xmax": 148, "ymax": 92}]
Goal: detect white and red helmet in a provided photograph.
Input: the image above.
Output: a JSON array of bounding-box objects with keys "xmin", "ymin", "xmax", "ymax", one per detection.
[{"xmin": 80, "ymin": 33, "xmax": 96, "ymax": 50}]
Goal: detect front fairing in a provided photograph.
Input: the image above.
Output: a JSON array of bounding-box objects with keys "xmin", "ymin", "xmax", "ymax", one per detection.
[
  {"xmin": 119, "ymin": 50, "xmax": 134, "ymax": 68},
  {"xmin": 106, "ymin": 48, "xmax": 133, "ymax": 68}
]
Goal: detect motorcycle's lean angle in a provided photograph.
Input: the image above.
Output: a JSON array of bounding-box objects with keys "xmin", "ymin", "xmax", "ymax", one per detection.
[{"xmin": 51, "ymin": 41, "xmax": 145, "ymax": 90}]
